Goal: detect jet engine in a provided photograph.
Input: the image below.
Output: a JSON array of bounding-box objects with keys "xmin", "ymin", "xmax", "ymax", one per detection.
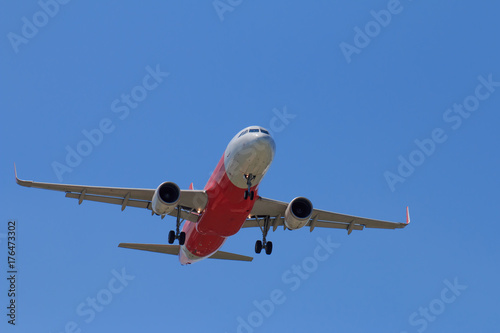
[
  {"xmin": 152, "ymin": 182, "xmax": 181, "ymax": 215},
  {"xmin": 284, "ymin": 197, "xmax": 313, "ymax": 230}
]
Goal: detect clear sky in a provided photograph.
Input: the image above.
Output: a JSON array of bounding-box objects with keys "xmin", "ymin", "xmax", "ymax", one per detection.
[{"xmin": 1, "ymin": 1, "xmax": 499, "ymax": 332}]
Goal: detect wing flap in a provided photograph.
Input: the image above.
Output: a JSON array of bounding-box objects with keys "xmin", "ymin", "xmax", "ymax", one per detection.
[
  {"xmin": 65, "ymin": 193, "xmax": 151, "ymax": 209},
  {"xmin": 241, "ymin": 217, "xmax": 365, "ymax": 231},
  {"xmin": 65, "ymin": 192, "xmax": 202, "ymax": 222},
  {"xmin": 311, "ymin": 220, "xmax": 364, "ymax": 231}
]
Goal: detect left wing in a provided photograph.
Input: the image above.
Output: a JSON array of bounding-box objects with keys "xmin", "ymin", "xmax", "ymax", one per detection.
[
  {"xmin": 14, "ymin": 165, "xmax": 207, "ymax": 222},
  {"xmin": 244, "ymin": 196, "xmax": 409, "ymax": 234}
]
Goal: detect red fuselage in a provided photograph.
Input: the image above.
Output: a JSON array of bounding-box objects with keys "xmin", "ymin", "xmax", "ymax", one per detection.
[{"xmin": 179, "ymin": 127, "xmax": 275, "ymax": 264}]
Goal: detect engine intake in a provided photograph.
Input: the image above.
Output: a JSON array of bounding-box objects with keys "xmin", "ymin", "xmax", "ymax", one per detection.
[
  {"xmin": 152, "ymin": 182, "xmax": 181, "ymax": 215},
  {"xmin": 284, "ymin": 197, "xmax": 313, "ymax": 230}
]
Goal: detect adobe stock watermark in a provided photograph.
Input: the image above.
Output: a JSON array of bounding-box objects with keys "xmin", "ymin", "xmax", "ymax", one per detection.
[
  {"xmin": 55, "ymin": 267, "xmax": 135, "ymax": 333},
  {"xmin": 384, "ymin": 73, "xmax": 499, "ymax": 192},
  {"xmin": 213, "ymin": 0, "xmax": 243, "ymax": 22},
  {"xmin": 51, "ymin": 64, "xmax": 169, "ymax": 182},
  {"xmin": 400, "ymin": 277, "xmax": 467, "ymax": 333},
  {"xmin": 231, "ymin": 236, "xmax": 340, "ymax": 333},
  {"xmin": 339, "ymin": 0, "xmax": 412, "ymax": 64},
  {"xmin": 267, "ymin": 106, "xmax": 296, "ymax": 136},
  {"xmin": 7, "ymin": 0, "xmax": 72, "ymax": 54}
]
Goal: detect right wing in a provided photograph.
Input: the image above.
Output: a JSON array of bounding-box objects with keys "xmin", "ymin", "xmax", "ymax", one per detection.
[
  {"xmin": 244, "ymin": 196, "xmax": 409, "ymax": 234},
  {"xmin": 15, "ymin": 165, "xmax": 207, "ymax": 222}
]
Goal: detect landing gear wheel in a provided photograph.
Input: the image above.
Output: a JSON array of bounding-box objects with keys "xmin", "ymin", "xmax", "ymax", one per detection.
[
  {"xmin": 168, "ymin": 230, "xmax": 175, "ymax": 244},
  {"xmin": 255, "ymin": 240, "xmax": 263, "ymax": 254},
  {"xmin": 179, "ymin": 231, "xmax": 186, "ymax": 245},
  {"xmin": 245, "ymin": 174, "xmax": 256, "ymax": 200},
  {"xmin": 254, "ymin": 216, "xmax": 273, "ymax": 255},
  {"xmin": 265, "ymin": 241, "xmax": 273, "ymax": 255},
  {"xmin": 244, "ymin": 190, "xmax": 255, "ymax": 200}
]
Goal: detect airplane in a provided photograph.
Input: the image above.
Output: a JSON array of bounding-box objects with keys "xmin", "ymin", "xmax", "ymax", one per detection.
[{"xmin": 15, "ymin": 126, "xmax": 409, "ymax": 265}]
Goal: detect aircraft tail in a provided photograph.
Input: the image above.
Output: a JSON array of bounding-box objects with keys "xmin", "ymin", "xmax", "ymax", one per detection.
[
  {"xmin": 118, "ymin": 243, "xmax": 253, "ymax": 262},
  {"xmin": 208, "ymin": 250, "xmax": 253, "ymax": 262},
  {"xmin": 119, "ymin": 243, "xmax": 181, "ymax": 255}
]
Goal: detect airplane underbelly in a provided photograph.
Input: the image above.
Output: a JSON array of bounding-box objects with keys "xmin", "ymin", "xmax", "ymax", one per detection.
[
  {"xmin": 196, "ymin": 171, "xmax": 257, "ymax": 237},
  {"xmin": 183, "ymin": 230, "xmax": 226, "ymax": 259}
]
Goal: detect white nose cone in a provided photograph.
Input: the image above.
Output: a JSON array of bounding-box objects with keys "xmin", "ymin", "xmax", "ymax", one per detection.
[
  {"xmin": 224, "ymin": 127, "xmax": 276, "ymax": 189},
  {"xmin": 252, "ymin": 134, "xmax": 276, "ymax": 162}
]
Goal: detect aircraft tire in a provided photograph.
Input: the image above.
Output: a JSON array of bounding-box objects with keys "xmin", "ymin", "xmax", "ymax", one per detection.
[
  {"xmin": 255, "ymin": 240, "xmax": 262, "ymax": 254},
  {"xmin": 265, "ymin": 241, "xmax": 273, "ymax": 255},
  {"xmin": 168, "ymin": 230, "xmax": 175, "ymax": 244}
]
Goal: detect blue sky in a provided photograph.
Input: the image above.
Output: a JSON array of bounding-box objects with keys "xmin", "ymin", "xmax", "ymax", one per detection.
[{"xmin": 1, "ymin": 1, "xmax": 499, "ymax": 332}]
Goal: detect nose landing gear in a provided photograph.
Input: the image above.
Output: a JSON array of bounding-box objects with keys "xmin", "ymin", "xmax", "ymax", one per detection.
[
  {"xmin": 244, "ymin": 174, "xmax": 256, "ymax": 200},
  {"xmin": 244, "ymin": 190, "xmax": 254, "ymax": 200}
]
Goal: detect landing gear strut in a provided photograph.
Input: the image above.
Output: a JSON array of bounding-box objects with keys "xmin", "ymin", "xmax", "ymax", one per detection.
[
  {"xmin": 254, "ymin": 216, "xmax": 273, "ymax": 255},
  {"xmin": 168, "ymin": 207, "xmax": 186, "ymax": 245},
  {"xmin": 244, "ymin": 174, "xmax": 256, "ymax": 200}
]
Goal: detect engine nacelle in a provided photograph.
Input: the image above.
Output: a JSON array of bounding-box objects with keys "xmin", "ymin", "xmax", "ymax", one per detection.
[
  {"xmin": 152, "ymin": 182, "xmax": 181, "ymax": 215},
  {"xmin": 284, "ymin": 197, "xmax": 313, "ymax": 230}
]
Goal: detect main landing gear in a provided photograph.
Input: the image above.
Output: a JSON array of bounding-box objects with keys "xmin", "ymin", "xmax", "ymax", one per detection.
[
  {"xmin": 255, "ymin": 216, "xmax": 273, "ymax": 255},
  {"xmin": 244, "ymin": 174, "xmax": 256, "ymax": 200},
  {"xmin": 168, "ymin": 207, "xmax": 186, "ymax": 245}
]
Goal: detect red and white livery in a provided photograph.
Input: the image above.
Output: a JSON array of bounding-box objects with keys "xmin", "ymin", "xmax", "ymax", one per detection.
[{"xmin": 15, "ymin": 126, "xmax": 409, "ymax": 265}]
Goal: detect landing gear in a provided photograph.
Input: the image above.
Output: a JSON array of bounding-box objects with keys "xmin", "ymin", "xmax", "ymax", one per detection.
[
  {"xmin": 255, "ymin": 240, "xmax": 262, "ymax": 254},
  {"xmin": 168, "ymin": 207, "xmax": 186, "ymax": 245},
  {"xmin": 265, "ymin": 241, "xmax": 273, "ymax": 255},
  {"xmin": 168, "ymin": 230, "xmax": 175, "ymax": 244},
  {"xmin": 244, "ymin": 174, "xmax": 256, "ymax": 200},
  {"xmin": 254, "ymin": 216, "xmax": 273, "ymax": 255},
  {"xmin": 178, "ymin": 231, "xmax": 186, "ymax": 246},
  {"xmin": 244, "ymin": 190, "xmax": 255, "ymax": 200}
]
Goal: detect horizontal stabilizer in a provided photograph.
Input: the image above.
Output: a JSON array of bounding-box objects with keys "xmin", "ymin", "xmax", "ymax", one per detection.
[
  {"xmin": 118, "ymin": 243, "xmax": 253, "ymax": 262},
  {"xmin": 208, "ymin": 250, "xmax": 253, "ymax": 262},
  {"xmin": 118, "ymin": 243, "xmax": 180, "ymax": 255}
]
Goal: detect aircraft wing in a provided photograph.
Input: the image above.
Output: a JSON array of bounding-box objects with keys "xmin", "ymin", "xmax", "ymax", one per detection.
[
  {"xmin": 14, "ymin": 166, "xmax": 207, "ymax": 223},
  {"xmin": 244, "ymin": 196, "xmax": 409, "ymax": 234}
]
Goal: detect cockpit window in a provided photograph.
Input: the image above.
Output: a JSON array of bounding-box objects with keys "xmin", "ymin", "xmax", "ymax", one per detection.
[
  {"xmin": 260, "ymin": 129, "xmax": 270, "ymax": 135},
  {"xmin": 249, "ymin": 128, "xmax": 259, "ymax": 133},
  {"xmin": 238, "ymin": 129, "xmax": 248, "ymax": 137}
]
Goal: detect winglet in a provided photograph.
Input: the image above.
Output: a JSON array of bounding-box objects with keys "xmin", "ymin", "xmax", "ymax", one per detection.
[
  {"xmin": 14, "ymin": 163, "xmax": 22, "ymax": 185},
  {"xmin": 189, "ymin": 182, "xmax": 194, "ymax": 190},
  {"xmin": 406, "ymin": 206, "xmax": 411, "ymax": 224},
  {"xmin": 14, "ymin": 163, "xmax": 33, "ymax": 187}
]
